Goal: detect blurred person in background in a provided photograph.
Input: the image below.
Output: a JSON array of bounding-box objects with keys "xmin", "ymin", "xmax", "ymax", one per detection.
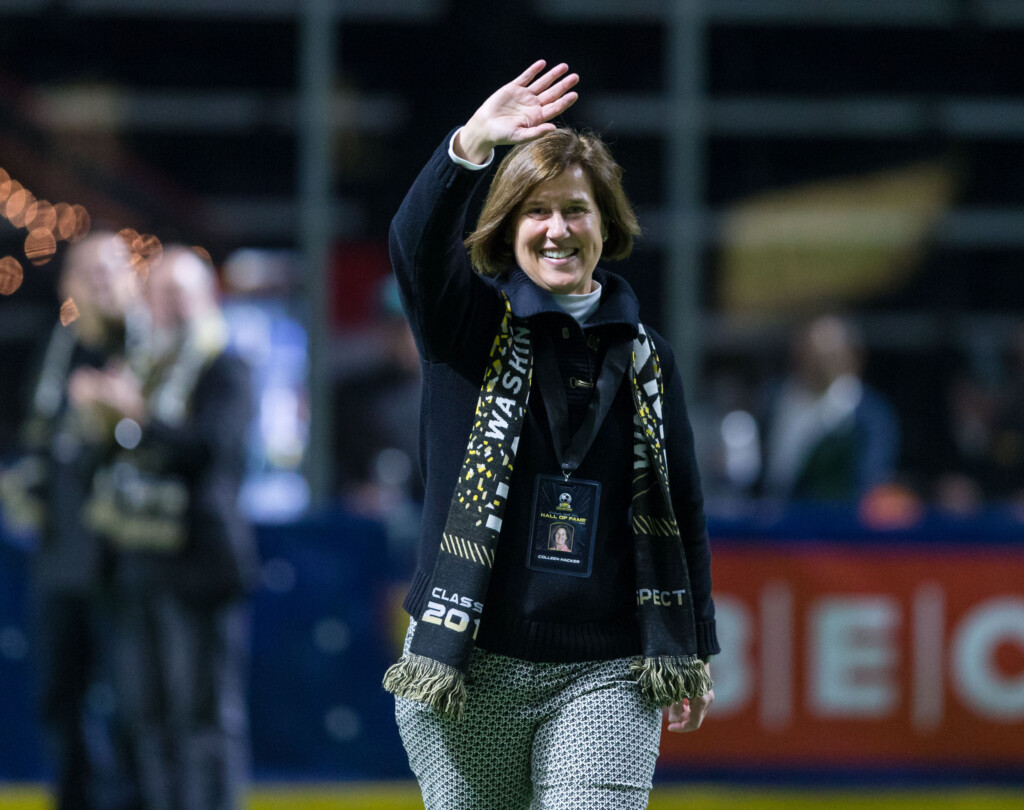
[
  {"xmin": 998, "ymin": 325, "xmax": 1024, "ymax": 506},
  {"xmin": 758, "ymin": 313, "xmax": 901, "ymax": 502},
  {"xmin": 0, "ymin": 231, "xmax": 140, "ymax": 810},
  {"xmin": 73, "ymin": 246, "xmax": 258, "ymax": 810},
  {"xmin": 937, "ymin": 323, "xmax": 1024, "ymax": 512},
  {"xmin": 383, "ymin": 61, "xmax": 717, "ymax": 809}
]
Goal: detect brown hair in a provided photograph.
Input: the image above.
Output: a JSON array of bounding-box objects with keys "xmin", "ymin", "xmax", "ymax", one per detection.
[{"xmin": 465, "ymin": 129, "xmax": 641, "ymax": 276}]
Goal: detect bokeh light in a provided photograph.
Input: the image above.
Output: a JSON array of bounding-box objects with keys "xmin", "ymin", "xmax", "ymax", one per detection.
[
  {"xmin": 25, "ymin": 228, "xmax": 58, "ymax": 266},
  {"xmin": 54, "ymin": 202, "xmax": 77, "ymax": 240},
  {"xmin": 0, "ymin": 256, "xmax": 24, "ymax": 296},
  {"xmin": 26, "ymin": 199, "xmax": 57, "ymax": 234},
  {"xmin": 0, "ymin": 175, "xmax": 14, "ymax": 206},
  {"xmin": 2, "ymin": 182, "xmax": 27, "ymax": 221},
  {"xmin": 0, "ymin": 165, "xmax": 168, "ymax": 313},
  {"xmin": 138, "ymin": 233, "xmax": 163, "ymax": 275},
  {"xmin": 117, "ymin": 228, "xmax": 164, "ymax": 282},
  {"xmin": 59, "ymin": 296, "xmax": 79, "ymax": 326},
  {"xmin": 118, "ymin": 227, "xmax": 142, "ymax": 255},
  {"xmin": 0, "ymin": 168, "xmax": 94, "ymax": 254},
  {"xmin": 70, "ymin": 204, "xmax": 91, "ymax": 241},
  {"xmin": 7, "ymin": 188, "xmax": 36, "ymax": 229}
]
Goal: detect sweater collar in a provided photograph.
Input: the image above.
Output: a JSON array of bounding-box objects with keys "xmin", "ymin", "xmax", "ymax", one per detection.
[{"xmin": 497, "ymin": 267, "xmax": 641, "ymax": 333}]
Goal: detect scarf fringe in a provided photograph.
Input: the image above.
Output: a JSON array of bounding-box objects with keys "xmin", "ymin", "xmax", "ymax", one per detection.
[
  {"xmin": 631, "ymin": 655, "xmax": 713, "ymax": 705},
  {"xmin": 382, "ymin": 653, "xmax": 468, "ymax": 720}
]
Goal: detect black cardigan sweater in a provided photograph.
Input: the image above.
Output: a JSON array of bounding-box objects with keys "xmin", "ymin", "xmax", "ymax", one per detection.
[{"xmin": 390, "ymin": 131, "xmax": 719, "ymax": 663}]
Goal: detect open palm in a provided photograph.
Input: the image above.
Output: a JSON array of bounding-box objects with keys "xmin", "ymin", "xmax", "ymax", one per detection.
[{"xmin": 457, "ymin": 60, "xmax": 579, "ymax": 162}]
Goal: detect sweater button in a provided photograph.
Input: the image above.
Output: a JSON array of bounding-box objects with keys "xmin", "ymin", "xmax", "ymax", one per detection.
[{"xmin": 561, "ymin": 327, "xmax": 570, "ymax": 339}]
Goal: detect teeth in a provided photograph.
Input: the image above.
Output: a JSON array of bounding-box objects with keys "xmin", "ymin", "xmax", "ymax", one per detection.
[{"xmin": 541, "ymin": 249, "xmax": 575, "ymax": 259}]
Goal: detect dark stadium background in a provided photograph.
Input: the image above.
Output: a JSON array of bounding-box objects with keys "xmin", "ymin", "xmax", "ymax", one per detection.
[{"xmin": 1, "ymin": 2, "xmax": 1023, "ymax": 806}]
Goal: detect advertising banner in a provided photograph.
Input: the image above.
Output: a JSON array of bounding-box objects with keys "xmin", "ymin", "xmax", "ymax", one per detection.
[{"xmin": 661, "ymin": 541, "xmax": 1024, "ymax": 772}]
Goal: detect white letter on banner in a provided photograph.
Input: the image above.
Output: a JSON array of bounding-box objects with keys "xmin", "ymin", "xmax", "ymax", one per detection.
[
  {"xmin": 809, "ymin": 596, "xmax": 900, "ymax": 718},
  {"xmin": 951, "ymin": 597, "xmax": 1024, "ymax": 722}
]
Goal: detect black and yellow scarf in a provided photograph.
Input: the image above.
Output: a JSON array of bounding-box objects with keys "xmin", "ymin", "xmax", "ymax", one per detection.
[{"xmin": 383, "ymin": 296, "xmax": 711, "ymax": 718}]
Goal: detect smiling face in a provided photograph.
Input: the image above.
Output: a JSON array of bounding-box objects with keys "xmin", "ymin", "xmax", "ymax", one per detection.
[{"xmin": 512, "ymin": 164, "xmax": 605, "ymax": 296}]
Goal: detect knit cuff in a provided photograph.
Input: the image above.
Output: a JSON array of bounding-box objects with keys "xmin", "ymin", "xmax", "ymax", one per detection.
[
  {"xmin": 696, "ymin": 620, "xmax": 721, "ymax": 660},
  {"xmin": 431, "ymin": 128, "xmax": 492, "ymax": 193}
]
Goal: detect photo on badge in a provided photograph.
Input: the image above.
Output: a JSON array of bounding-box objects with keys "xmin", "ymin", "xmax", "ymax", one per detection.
[{"xmin": 548, "ymin": 523, "xmax": 574, "ymax": 552}]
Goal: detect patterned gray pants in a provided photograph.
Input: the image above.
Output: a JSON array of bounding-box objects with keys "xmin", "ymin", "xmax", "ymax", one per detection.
[{"xmin": 394, "ymin": 620, "xmax": 662, "ymax": 810}]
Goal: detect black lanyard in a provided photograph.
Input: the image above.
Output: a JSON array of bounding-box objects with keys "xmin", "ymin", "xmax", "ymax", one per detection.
[{"xmin": 533, "ymin": 327, "xmax": 632, "ymax": 479}]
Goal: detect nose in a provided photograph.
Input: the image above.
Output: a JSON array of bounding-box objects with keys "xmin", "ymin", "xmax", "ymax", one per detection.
[{"xmin": 546, "ymin": 211, "xmax": 569, "ymax": 238}]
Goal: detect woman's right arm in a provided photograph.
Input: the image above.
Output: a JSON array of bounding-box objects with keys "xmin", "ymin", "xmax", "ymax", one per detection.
[
  {"xmin": 389, "ymin": 61, "xmax": 579, "ymax": 364},
  {"xmin": 388, "ymin": 130, "xmax": 493, "ymax": 365}
]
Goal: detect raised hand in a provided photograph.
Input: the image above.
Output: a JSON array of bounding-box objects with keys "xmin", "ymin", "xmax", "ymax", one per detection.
[{"xmin": 455, "ymin": 60, "xmax": 579, "ymax": 164}]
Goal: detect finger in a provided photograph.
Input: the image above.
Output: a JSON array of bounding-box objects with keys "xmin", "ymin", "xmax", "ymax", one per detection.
[
  {"xmin": 537, "ymin": 73, "xmax": 579, "ymax": 106},
  {"xmin": 515, "ymin": 59, "xmax": 548, "ymax": 87},
  {"xmin": 665, "ymin": 700, "xmax": 689, "ymax": 733},
  {"xmin": 509, "ymin": 122, "xmax": 558, "ymax": 144},
  {"xmin": 668, "ymin": 715, "xmax": 698, "ymax": 733},
  {"xmin": 541, "ymin": 90, "xmax": 578, "ymax": 121},
  {"xmin": 667, "ymin": 695, "xmax": 710, "ymax": 733},
  {"xmin": 684, "ymin": 695, "xmax": 711, "ymax": 730},
  {"xmin": 527, "ymin": 62, "xmax": 570, "ymax": 94}
]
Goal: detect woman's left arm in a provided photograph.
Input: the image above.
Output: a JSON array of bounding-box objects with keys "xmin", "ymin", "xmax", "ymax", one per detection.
[{"xmin": 660, "ymin": 346, "xmax": 719, "ymax": 731}]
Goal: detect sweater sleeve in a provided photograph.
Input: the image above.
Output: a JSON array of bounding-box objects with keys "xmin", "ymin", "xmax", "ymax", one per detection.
[
  {"xmin": 657, "ymin": 335, "xmax": 721, "ymax": 659},
  {"xmin": 388, "ymin": 129, "xmax": 505, "ymax": 367}
]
